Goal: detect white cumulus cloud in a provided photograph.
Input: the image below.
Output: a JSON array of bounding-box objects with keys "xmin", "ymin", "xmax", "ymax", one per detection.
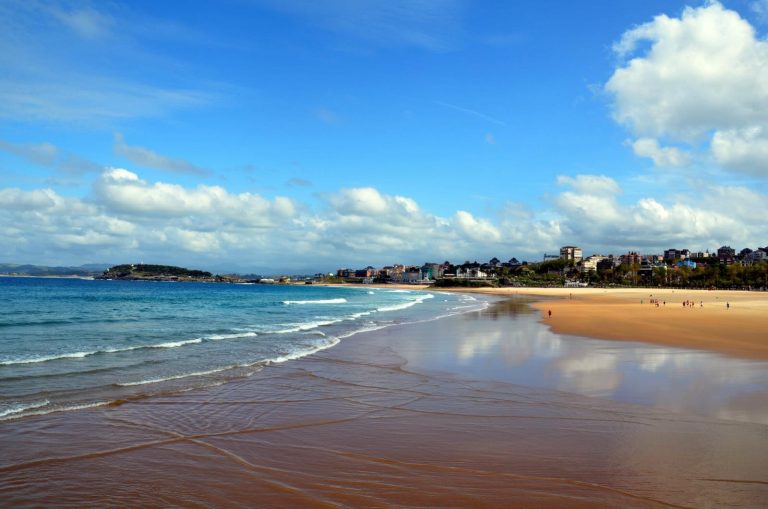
[
  {"xmin": 606, "ymin": 2, "xmax": 768, "ymax": 176},
  {"xmin": 552, "ymin": 174, "xmax": 758, "ymax": 251},
  {"xmin": 711, "ymin": 127, "xmax": 768, "ymax": 176},
  {"xmin": 453, "ymin": 210, "xmax": 502, "ymax": 243},
  {"xmin": 95, "ymin": 168, "xmax": 295, "ymax": 230},
  {"xmin": 1, "ymin": 170, "xmax": 766, "ymax": 271}
]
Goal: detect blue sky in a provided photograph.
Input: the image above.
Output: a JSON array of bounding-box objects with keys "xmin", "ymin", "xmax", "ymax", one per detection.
[{"xmin": 1, "ymin": 0, "xmax": 767, "ymax": 273}]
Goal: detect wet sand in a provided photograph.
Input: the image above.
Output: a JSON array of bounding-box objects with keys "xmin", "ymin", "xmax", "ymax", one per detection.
[
  {"xmin": 1, "ymin": 300, "xmax": 767, "ymax": 507},
  {"xmin": 437, "ymin": 287, "xmax": 768, "ymax": 360}
]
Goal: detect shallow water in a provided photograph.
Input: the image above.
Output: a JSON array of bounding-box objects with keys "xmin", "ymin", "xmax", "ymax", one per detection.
[
  {"xmin": 392, "ymin": 298, "xmax": 768, "ymax": 424},
  {"xmin": 0, "ymin": 278, "xmax": 477, "ymax": 420}
]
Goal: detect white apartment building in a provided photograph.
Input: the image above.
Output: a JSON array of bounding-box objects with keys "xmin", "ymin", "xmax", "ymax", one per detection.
[{"xmin": 560, "ymin": 246, "xmax": 583, "ymax": 263}]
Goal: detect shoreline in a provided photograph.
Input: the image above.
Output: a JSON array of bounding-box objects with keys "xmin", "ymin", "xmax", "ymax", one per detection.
[{"xmin": 333, "ymin": 283, "xmax": 768, "ymax": 361}]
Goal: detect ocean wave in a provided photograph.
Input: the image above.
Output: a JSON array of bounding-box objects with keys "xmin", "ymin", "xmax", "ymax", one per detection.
[
  {"xmin": 0, "ymin": 351, "xmax": 93, "ymax": 365},
  {"xmin": 116, "ymin": 366, "xmax": 235, "ymax": 386},
  {"xmin": 327, "ymin": 297, "xmax": 488, "ymax": 343},
  {"xmin": 282, "ymin": 298, "xmax": 348, "ymax": 305},
  {"xmin": 0, "ymin": 400, "xmax": 50, "ymax": 419},
  {"xmin": 0, "ymin": 338, "xmax": 203, "ymax": 366},
  {"xmin": 205, "ymin": 332, "xmax": 258, "ymax": 340},
  {"xmin": 146, "ymin": 338, "xmax": 203, "ymax": 349},
  {"xmin": 274, "ymin": 318, "xmax": 343, "ymax": 333},
  {"xmin": 336, "ymin": 323, "xmax": 391, "ymax": 339},
  {"xmin": 377, "ymin": 293, "xmax": 434, "ymax": 312},
  {"xmin": 120, "ymin": 334, "xmax": 341, "ymax": 387},
  {"xmin": 267, "ymin": 337, "xmax": 341, "ymax": 364},
  {"xmin": 0, "ymin": 401, "xmax": 110, "ymax": 421}
]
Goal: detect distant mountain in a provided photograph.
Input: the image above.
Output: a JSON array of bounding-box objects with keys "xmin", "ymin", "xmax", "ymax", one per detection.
[{"xmin": 0, "ymin": 263, "xmax": 112, "ymax": 277}]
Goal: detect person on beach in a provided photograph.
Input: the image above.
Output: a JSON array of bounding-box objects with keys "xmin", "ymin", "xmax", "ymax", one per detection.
[{"xmin": 548, "ymin": 309, "xmax": 552, "ymax": 318}]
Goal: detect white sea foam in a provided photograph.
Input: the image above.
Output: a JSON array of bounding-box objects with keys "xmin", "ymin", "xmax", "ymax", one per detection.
[
  {"xmin": 117, "ymin": 367, "xmax": 232, "ymax": 386},
  {"xmin": 268, "ymin": 337, "xmax": 341, "ymax": 364},
  {"xmin": 0, "ymin": 337, "xmax": 204, "ymax": 366},
  {"xmin": 0, "ymin": 400, "xmax": 50, "ymax": 419},
  {"xmin": 0, "ymin": 351, "xmax": 93, "ymax": 365},
  {"xmin": 274, "ymin": 318, "xmax": 342, "ymax": 333},
  {"xmin": 377, "ymin": 293, "xmax": 434, "ymax": 312},
  {"xmin": 118, "ymin": 348, "xmax": 322, "ymax": 387},
  {"xmin": 282, "ymin": 298, "xmax": 347, "ymax": 305},
  {"xmin": 206, "ymin": 332, "xmax": 258, "ymax": 340},
  {"xmin": 336, "ymin": 322, "xmax": 391, "ymax": 339},
  {"xmin": 0, "ymin": 400, "xmax": 108, "ymax": 421},
  {"xmin": 325, "ymin": 297, "xmax": 489, "ymax": 344},
  {"xmin": 147, "ymin": 338, "xmax": 203, "ymax": 349}
]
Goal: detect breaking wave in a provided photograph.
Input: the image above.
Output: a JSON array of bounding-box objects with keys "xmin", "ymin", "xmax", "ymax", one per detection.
[{"xmin": 282, "ymin": 298, "xmax": 347, "ymax": 305}]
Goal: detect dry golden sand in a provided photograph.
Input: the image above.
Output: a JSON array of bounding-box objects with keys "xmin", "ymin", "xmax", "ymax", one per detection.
[{"xmin": 442, "ymin": 287, "xmax": 768, "ymax": 360}]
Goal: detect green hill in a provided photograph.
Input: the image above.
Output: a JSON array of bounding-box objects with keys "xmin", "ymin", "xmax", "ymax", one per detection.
[{"xmin": 99, "ymin": 264, "xmax": 213, "ymax": 281}]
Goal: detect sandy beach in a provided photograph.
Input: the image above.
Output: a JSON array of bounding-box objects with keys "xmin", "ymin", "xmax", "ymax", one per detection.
[{"xmin": 422, "ymin": 286, "xmax": 768, "ymax": 360}]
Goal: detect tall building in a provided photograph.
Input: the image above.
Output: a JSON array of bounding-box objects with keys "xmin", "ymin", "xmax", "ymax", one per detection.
[
  {"xmin": 717, "ymin": 245, "xmax": 736, "ymax": 263},
  {"xmin": 620, "ymin": 251, "xmax": 642, "ymax": 265},
  {"xmin": 663, "ymin": 248, "xmax": 688, "ymax": 261},
  {"xmin": 580, "ymin": 255, "xmax": 606, "ymax": 273},
  {"xmin": 560, "ymin": 246, "xmax": 583, "ymax": 263}
]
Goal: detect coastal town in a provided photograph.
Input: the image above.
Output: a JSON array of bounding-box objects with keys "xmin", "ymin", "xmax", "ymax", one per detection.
[
  {"xmin": 333, "ymin": 244, "xmax": 768, "ymax": 289},
  {"xmin": 4, "ymin": 243, "xmax": 766, "ymax": 290}
]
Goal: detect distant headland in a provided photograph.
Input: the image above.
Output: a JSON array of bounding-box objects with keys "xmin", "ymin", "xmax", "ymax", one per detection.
[{"xmin": 96, "ymin": 264, "xmax": 215, "ymax": 282}]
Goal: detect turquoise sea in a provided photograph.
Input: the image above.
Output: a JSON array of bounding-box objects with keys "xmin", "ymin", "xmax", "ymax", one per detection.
[{"xmin": 0, "ymin": 277, "xmax": 483, "ymax": 420}]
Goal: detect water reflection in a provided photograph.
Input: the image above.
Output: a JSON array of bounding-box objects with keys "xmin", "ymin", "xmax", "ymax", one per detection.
[
  {"xmin": 476, "ymin": 298, "xmax": 538, "ymax": 319},
  {"xmin": 393, "ymin": 302, "xmax": 768, "ymax": 425}
]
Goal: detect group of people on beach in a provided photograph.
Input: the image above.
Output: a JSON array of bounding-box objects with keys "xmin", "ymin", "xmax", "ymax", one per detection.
[{"xmin": 642, "ymin": 296, "xmax": 716, "ymax": 309}]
